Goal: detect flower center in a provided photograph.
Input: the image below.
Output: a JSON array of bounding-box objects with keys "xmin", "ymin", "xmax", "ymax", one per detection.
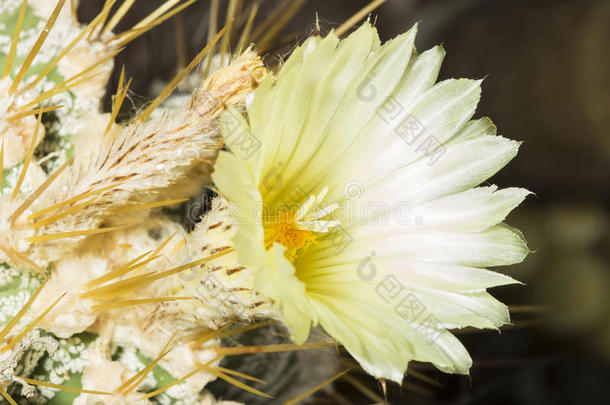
[
  {"xmin": 263, "ymin": 188, "xmax": 342, "ymax": 260},
  {"xmin": 264, "ymin": 211, "xmax": 316, "ymax": 255}
]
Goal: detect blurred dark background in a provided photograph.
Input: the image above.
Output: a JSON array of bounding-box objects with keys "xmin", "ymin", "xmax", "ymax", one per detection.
[{"xmin": 79, "ymin": 0, "xmax": 610, "ymax": 404}]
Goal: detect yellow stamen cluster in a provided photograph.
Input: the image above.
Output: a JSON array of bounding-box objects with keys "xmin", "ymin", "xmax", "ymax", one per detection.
[{"xmin": 265, "ymin": 212, "xmax": 316, "ymax": 256}]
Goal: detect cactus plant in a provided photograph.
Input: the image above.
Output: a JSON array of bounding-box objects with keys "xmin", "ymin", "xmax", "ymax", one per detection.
[{"xmin": 0, "ymin": 1, "xmax": 530, "ymax": 404}]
